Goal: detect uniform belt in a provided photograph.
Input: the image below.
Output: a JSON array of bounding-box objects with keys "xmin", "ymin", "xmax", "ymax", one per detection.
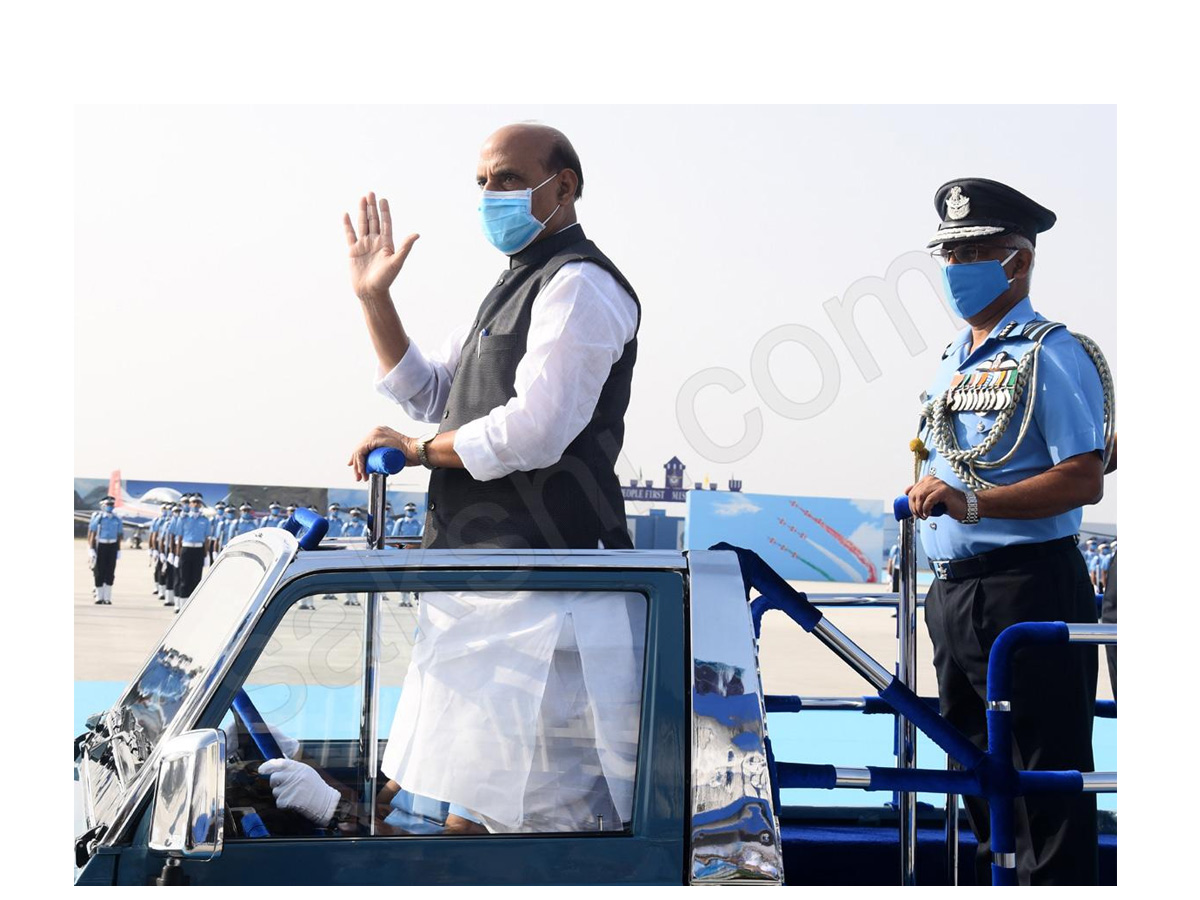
[
  {"xmin": 96, "ymin": 539, "xmax": 118, "ymax": 544},
  {"xmin": 182, "ymin": 541, "xmax": 205, "ymax": 548},
  {"xmin": 929, "ymin": 536, "xmax": 1079, "ymax": 581}
]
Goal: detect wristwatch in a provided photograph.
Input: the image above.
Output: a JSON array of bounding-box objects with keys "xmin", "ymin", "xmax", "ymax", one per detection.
[
  {"xmin": 415, "ymin": 433, "xmax": 437, "ymax": 470},
  {"xmin": 962, "ymin": 487, "xmax": 980, "ymax": 525}
]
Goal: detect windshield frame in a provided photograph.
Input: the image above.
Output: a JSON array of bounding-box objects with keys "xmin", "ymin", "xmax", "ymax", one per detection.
[{"xmin": 88, "ymin": 528, "xmax": 298, "ymax": 848}]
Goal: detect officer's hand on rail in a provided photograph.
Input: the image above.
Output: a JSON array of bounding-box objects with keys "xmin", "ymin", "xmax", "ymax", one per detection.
[
  {"xmin": 905, "ymin": 475, "xmax": 968, "ymax": 521},
  {"xmin": 347, "ymin": 426, "xmax": 416, "ymax": 482},
  {"xmin": 258, "ymin": 758, "xmax": 341, "ymax": 825},
  {"xmin": 343, "ymin": 192, "xmax": 420, "ymax": 303}
]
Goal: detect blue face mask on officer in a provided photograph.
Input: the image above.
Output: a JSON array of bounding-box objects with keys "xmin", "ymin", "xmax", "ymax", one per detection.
[
  {"xmin": 941, "ymin": 248, "xmax": 1020, "ymax": 319},
  {"xmin": 478, "ymin": 171, "xmax": 561, "ymax": 255}
]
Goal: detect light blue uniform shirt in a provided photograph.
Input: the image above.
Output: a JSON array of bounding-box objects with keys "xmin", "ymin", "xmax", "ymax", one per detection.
[
  {"xmin": 153, "ymin": 514, "xmax": 171, "ymax": 542},
  {"xmin": 259, "ymin": 513, "xmax": 287, "ymax": 528},
  {"xmin": 918, "ymin": 297, "xmax": 1105, "ymax": 561},
  {"xmin": 342, "ymin": 518, "xmax": 367, "ymax": 538},
  {"xmin": 179, "ymin": 512, "xmax": 212, "ymax": 544},
  {"xmin": 91, "ymin": 510, "xmax": 123, "ymax": 541},
  {"xmin": 168, "ymin": 512, "xmax": 185, "ymax": 542},
  {"xmin": 393, "ymin": 515, "xmax": 422, "ymax": 538},
  {"xmin": 229, "ymin": 515, "xmax": 258, "ymax": 540},
  {"xmin": 216, "ymin": 511, "xmax": 237, "ymax": 546},
  {"xmin": 326, "ymin": 514, "xmax": 345, "ymax": 539}
]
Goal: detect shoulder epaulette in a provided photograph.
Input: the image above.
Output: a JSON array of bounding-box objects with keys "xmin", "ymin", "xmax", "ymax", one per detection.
[
  {"xmin": 1023, "ymin": 320, "xmax": 1065, "ymax": 341},
  {"xmin": 994, "ymin": 319, "xmax": 1066, "ymax": 342}
]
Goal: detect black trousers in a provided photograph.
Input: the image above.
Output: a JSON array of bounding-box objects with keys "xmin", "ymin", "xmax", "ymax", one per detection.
[
  {"xmin": 924, "ymin": 541, "xmax": 1098, "ymax": 885},
  {"xmin": 93, "ymin": 543, "xmax": 118, "ymax": 587},
  {"xmin": 1101, "ymin": 553, "xmax": 1117, "ymax": 700},
  {"xmin": 154, "ymin": 551, "xmax": 165, "ymax": 586},
  {"xmin": 178, "ymin": 547, "xmax": 206, "ymax": 598}
]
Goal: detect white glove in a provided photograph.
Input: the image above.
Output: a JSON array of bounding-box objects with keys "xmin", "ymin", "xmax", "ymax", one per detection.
[
  {"xmin": 88, "ymin": 548, "xmax": 97, "ymax": 565},
  {"xmin": 151, "ymin": 550, "xmax": 159, "ymax": 562},
  {"xmin": 258, "ymin": 758, "xmax": 340, "ymax": 824},
  {"xmin": 117, "ymin": 551, "xmax": 122, "ymax": 560},
  {"xmin": 170, "ymin": 554, "xmax": 179, "ymax": 568}
]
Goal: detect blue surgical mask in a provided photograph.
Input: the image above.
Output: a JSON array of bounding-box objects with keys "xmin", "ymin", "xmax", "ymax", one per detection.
[
  {"xmin": 941, "ymin": 249, "xmax": 1019, "ymax": 319},
  {"xmin": 478, "ymin": 172, "xmax": 561, "ymax": 254}
]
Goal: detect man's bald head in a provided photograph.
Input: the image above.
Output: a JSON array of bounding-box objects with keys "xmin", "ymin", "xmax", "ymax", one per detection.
[{"xmin": 481, "ymin": 124, "xmax": 584, "ymax": 199}]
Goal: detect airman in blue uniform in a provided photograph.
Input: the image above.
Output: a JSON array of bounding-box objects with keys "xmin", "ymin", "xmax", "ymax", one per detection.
[
  {"xmin": 164, "ymin": 502, "xmax": 185, "ymax": 607},
  {"xmin": 214, "ymin": 505, "xmax": 235, "ymax": 554},
  {"xmin": 341, "ymin": 509, "xmax": 368, "ymax": 606},
  {"xmin": 176, "ymin": 494, "xmax": 213, "ymax": 609},
  {"xmin": 1081, "ymin": 536, "xmax": 1097, "ymax": 573},
  {"xmin": 317, "ymin": 503, "xmax": 347, "ymax": 602},
  {"xmin": 1095, "ymin": 542, "xmax": 1112, "ymax": 593},
  {"xmin": 389, "ymin": 502, "xmax": 423, "ymax": 606},
  {"xmin": 905, "ymin": 178, "xmax": 1111, "ymax": 885},
  {"xmin": 208, "ymin": 501, "xmax": 228, "ymax": 563},
  {"xmin": 88, "ymin": 495, "xmax": 123, "ymax": 604},
  {"xmin": 325, "ymin": 502, "xmax": 345, "ymax": 539},
  {"xmin": 148, "ymin": 502, "xmax": 171, "ymax": 599},
  {"xmin": 259, "ymin": 501, "xmax": 287, "ymax": 528},
  {"xmin": 391, "ymin": 501, "xmax": 423, "ymax": 540},
  {"xmin": 228, "ymin": 503, "xmax": 259, "ymax": 541},
  {"xmin": 342, "ymin": 507, "xmax": 367, "ymax": 540}
]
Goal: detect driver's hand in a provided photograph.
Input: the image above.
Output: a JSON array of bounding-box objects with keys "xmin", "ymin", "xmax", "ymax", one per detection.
[
  {"xmin": 266, "ymin": 724, "xmax": 300, "ymax": 760},
  {"xmin": 259, "ymin": 759, "xmax": 340, "ymax": 825}
]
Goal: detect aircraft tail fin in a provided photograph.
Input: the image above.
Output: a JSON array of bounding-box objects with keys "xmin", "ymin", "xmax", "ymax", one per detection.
[{"xmin": 108, "ymin": 470, "xmax": 125, "ymax": 507}]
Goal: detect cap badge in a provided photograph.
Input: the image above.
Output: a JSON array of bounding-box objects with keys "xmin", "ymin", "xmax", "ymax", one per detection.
[{"xmin": 946, "ymin": 185, "xmax": 970, "ymax": 220}]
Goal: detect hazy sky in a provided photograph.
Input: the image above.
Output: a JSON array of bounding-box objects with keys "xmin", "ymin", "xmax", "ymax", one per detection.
[{"xmin": 74, "ymin": 105, "xmax": 1116, "ymax": 520}]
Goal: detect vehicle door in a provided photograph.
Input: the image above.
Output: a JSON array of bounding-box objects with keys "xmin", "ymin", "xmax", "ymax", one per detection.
[{"xmin": 128, "ymin": 563, "xmax": 688, "ymax": 886}]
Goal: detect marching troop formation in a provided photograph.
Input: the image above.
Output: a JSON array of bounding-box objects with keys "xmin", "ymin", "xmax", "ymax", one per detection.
[
  {"xmin": 1081, "ymin": 536, "xmax": 1116, "ymax": 595},
  {"xmin": 87, "ymin": 494, "xmax": 424, "ymax": 609}
]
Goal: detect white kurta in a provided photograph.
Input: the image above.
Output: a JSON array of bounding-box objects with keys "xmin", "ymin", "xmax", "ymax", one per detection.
[
  {"xmin": 380, "ymin": 591, "xmax": 645, "ymax": 830},
  {"xmin": 373, "ymin": 252, "xmax": 639, "ymax": 482}
]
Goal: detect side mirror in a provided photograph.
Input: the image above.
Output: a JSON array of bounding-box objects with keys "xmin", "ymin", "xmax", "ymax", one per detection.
[{"xmin": 149, "ymin": 729, "xmax": 226, "ymax": 860}]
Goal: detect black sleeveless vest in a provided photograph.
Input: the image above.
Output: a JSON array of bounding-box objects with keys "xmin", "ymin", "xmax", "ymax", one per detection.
[{"xmin": 424, "ymin": 226, "xmax": 640, "ymax": 550}]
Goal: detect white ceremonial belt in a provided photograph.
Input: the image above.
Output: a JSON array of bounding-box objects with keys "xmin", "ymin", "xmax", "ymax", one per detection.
[
  {"xmin": 96, "ymin": 538, "xmax": 118, "ymax": 544},
  {"xmin": 182, "ymin": 541, "xmax": 205, "ymax": 548}
]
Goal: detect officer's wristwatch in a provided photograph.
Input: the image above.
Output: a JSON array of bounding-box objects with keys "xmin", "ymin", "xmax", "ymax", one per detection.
[
  {"xmin": 415, "ymin": 433, "xmax": 437, "ymax": 470},
  {"xmin": 961, "ymin": 488, "xmax": 980, "ymax": 525}
]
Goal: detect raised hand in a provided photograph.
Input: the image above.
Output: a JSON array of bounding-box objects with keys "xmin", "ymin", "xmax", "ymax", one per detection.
[{"xmin": 343, "ymin": 192, "xmax": 420, "ymax": 301}]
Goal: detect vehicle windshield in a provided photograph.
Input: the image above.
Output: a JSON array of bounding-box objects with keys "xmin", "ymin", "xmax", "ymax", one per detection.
[{"xmin": 106, "ymin": 541, "xmax": 277, "ymax": 783}]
